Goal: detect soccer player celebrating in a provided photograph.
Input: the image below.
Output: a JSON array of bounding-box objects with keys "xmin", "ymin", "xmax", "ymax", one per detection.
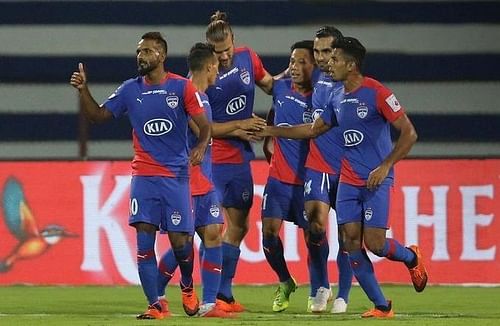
[
  {"xmin": 204, "ymin": 10, "xmax": 273, "ymax": 312},
  {"xmin": 70, "ymin": 32, "xmax": 210, "ymax": 320},
  {"xmin": 261, "ymin": 40, "xmax": 315, "ymax": 312},
  {"xmin": 324, "ymin": 36, "xmax": 427, "ymax": 318}
]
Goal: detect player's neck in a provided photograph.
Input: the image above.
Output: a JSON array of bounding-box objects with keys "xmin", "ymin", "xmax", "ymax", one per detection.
[
  {"xmin": 145, "ymin": 69, "xmax": 168, "ymax": 85},
  {"xmin": 293, "ymin": 81, "xmax": 312, "ymax": 95},
  {"xmin": 343, "ymin": 73, "xmax": 364, "ymax": 93},
  {"xmin": 191, "ymin": 74, "xmax": 209, "ymax": 93}
]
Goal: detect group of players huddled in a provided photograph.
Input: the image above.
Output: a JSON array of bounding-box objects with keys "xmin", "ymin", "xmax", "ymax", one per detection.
[{"xmin": 70, "ymin": 10, "xmax": 428, "ymax": 320}]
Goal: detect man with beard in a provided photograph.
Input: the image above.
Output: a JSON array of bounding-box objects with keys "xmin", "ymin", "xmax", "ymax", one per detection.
[{"xmin": 70, "ymin": 32, "xmax": 211, "ymax": 320}]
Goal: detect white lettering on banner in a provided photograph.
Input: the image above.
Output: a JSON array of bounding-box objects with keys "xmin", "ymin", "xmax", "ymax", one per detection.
[
  {"xmin": 459, "ymin": 185, "xmax": 496, "ymax": 261},
  {"xmin": 403, "ymin": 186, "xmax": 450, "ymax": 260},
  {"xmin": 80, "ymin": 175, "xmax": 139, "ymax": 284}
]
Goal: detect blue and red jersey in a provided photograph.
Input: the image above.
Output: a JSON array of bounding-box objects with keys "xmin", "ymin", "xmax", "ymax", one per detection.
[
  {"xmin": 305, "ymin": 71, "xmax": 344, "ymax": 175},
  {"xmin": 103, "ymin": 72, "xmax": 205, "ymax": 178},
  {"xmin": 188, "ymin": 92, "xmax": 214, "ymax": 196},
  {"xmin": 321, "ymin": 77, "xmax": 405, "ymax": 186},
  {"xmin": 205, "ymin": 46, "xmax": 267, "ymax": 164},
  {"xmin": 269, "ymin": 79, "xmax": 313, "ymax": 185}
]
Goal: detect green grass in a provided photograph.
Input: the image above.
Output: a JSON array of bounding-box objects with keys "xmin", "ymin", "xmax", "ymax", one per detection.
[{"xmin": 0, "ymin": 284, "xmax": 499, "ymax": 325}]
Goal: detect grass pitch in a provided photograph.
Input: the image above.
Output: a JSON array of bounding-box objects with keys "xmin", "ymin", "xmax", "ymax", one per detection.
[{"xmin": 0, "ymin": 284, "xmax": 499, "ymax": 325}]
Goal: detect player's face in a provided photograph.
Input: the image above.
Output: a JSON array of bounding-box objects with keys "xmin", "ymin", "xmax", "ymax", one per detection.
[
  {"xmin": 209, "ymin": 35, "xmax": 234, "ymax": 70},
  {"xmin": 207, "ymin": 54, "xmax": 219, "ymax": 86},
  {"xmin": 328, "ymin": 48, "xmax": 349, "ymax": 81},
  {"xmin": 289, "ymin": 48, "xmax": 315, "ymax": 87},
  {"xmin": 136, "ymin": 39, "xmax": 165, "ymax": 76},
  {"xmin": 314, "ymin": 36, "xmax": 334, "ymax": 72}
]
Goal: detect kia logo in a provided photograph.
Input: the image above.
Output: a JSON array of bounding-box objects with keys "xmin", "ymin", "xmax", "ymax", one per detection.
[
  {"xmin": 143, "ymin": 118, "xmax": 173, "ymax": 136},
  {"xmin": 226, "ymin": 95, "xmax": 247, "ymax": 115},
  {"xmin": 343, "ymin": 129, "xmax": 364, "ymax": 146}
]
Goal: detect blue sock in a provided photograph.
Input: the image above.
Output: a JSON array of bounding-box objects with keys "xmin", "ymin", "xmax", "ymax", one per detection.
[
  {"xmin": 201, "ymin": 246, "xmax": 222, "ymax": 304},
  {"xmin": 136, "ymin": 231, "xmax": 159, "ymax": 305},
  {"xmin": 307, "ymin": 231, "xmax": 330, "ymax": 292},
  {"xmin": 336, "ymin": 236, "xmax": 352, "ymax": 302},
  {"xmin": 263, "ymin": 236, "xmax": 291, "ymax": 282},
  {"xmin": 348, "ymin": 249, "xmax": 387, "ymax": 307},
  {"xmin": 378, "ymin": 238, "xmax": 416, "ymax": 265},
  {"xmin": 173, "ymin": 242, "xmax": 194, "ymax": 289},
  {"xmin": 307, "ymin": 253, "xmax": 319, "ymax": 297},
  {"xmin": 198, "ymin": 242, "xmax": 206, "ymax": 266},
  {"xmin": 217, "ymin": 242, "xmax": 240, "ymax": 300},
  {"xmin": 157, "ymin": 248, "xmax": 178, "ymax": 297}
]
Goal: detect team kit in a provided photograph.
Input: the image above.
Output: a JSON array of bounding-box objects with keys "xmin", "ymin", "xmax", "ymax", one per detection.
[{"xmin": 70, "ymin": 11, "xmax": 428, "ymax": 320}]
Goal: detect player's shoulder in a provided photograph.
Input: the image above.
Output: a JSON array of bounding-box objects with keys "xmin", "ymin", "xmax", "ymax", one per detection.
[
  {"xmin": 362, "ymin": 76, "xmax": 388, "ymax": 92},
  {"xmin": 273, "ymin": 78, "xmax": 292, "ymax": 94},
  {"xmin": 167, "ymin": 72, "xmax": 189, "ymax": 83},
  {"xmin": 234, "ymin": 45, "xmax": 253, "ymax": 54}
]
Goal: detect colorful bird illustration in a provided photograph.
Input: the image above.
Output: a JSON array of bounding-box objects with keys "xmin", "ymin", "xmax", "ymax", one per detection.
[{"xmin": 0, "ymin": 177, "xmax": 77, "ymax": 272}]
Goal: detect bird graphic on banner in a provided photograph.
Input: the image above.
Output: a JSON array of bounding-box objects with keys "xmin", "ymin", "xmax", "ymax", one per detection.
[{"xmin": 0, "ymin": 177, "xmax": 77, "ymax": 272}]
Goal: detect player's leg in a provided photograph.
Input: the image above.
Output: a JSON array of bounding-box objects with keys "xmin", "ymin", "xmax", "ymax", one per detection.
[
  {"xmin": 304, "ymin": 170, "xmax": 332, "ymax": 312},
  {"xmin": 329, "ymin": 174, "xmax": 351, "ymax": 313},
  {"xmin": 193, "ymin": 192, "xmax": 231, "ymax": 317},
  {"xmin": 362, "ymin": 185, "xmax": 427, "ymax": 293},
  {"xmin": 213, "ymin": 163, "xmax": 252, "ymax": 311},
  {"xmin": 337, "ymin": 183, "xmax": 392, "ymax": 318},
  {"xmin": 129, "ymin": 176, "xmax": 165, "ymax": 319},
  {"xmin": 162, "ymin": 176, "xmax": 199, "ymax": 316},
  {"xmin": 261, "ymin": 178, "xmax": 297, "ymax": 311}
]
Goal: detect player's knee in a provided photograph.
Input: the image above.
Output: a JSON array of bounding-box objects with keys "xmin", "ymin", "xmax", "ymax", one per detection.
[
  {"xmin": 308, "ymin": 220, "xmax": 327, "ymax": 234},
  {"xmin": 364, "ymin": 239, "xmax": 384, "ymax": 256}
]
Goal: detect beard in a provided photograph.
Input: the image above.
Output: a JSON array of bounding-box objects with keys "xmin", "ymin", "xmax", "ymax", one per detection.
[{"xmin": 137, "ymin": 61, "xmax": 156, "ymax": 76}]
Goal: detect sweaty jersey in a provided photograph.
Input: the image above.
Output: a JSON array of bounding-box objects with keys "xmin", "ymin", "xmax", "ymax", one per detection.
[
  {"xmin": 103, "ymin": 72, "xmax": 205, "ymax": 178},
  {"xmin": 305, "ymin": 71, "xmax": 344, "ymax": 175},
  {"xmin": 205, "ymin": 46, "xmax": 266, "ymax": 164},
  {"xmin": 321, "ymin": 77, "xmax": 405, "ymax": 186},
  {"xmin": 188, "ymin": 92, "xmax": 213, "ymax": 195},
  {"xmin": 269, "ymin": 79, "xmax": 313, "ymax": 185}
]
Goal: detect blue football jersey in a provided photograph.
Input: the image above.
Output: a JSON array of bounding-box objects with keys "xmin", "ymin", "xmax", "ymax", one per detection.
[
  {"xmin": 205, "ymin": 46, "xmax": 266, "ymax": 164},
  {"xmin": 269, "ymin": 79, "xmax": 313, "ymax": 185},
  {"xmin": 103, "ymin": 73, "xmax": 205, "ymax": 178}
]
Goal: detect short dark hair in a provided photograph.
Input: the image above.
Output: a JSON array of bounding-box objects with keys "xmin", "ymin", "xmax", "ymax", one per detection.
[
  {"xmin": 206, "ymin": 11, "xmax": 233, "ymax": 42},
  {"xmin": 187, "ymin": 42, "xmax": 216, "ymax": 72},
  {"xmin": 315, "ymin": 26, "xmax": 343, "ymax": 41},
  {"xmin": 332, "ymin": 36, "xmax": 366, "ymax": 71},
  {"xmin": 141, "ymin": 32, "xmax": 168, "ymax": 54},
  {"xmin": 291, "ymin": 40, "xmax": 314, "ymax": 58}
]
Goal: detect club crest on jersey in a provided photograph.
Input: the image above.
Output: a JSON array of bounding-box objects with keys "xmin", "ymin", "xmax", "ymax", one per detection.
[
  {"xmin": 240, "ymin": 69, "xmax": 251, "ymax": 85},
  {"xmin": 210, "ymin": 205, "xmax": 220, "ymax": 218},
  {"xmin": 226, "ymin": 95, "xmax": 247, "ymax": 115},
  {"xmin": 312, "ymin": 109, "xmax": 324, "ymax": 122},
  {"xmin": 166, "ymin": 95, "xmax": 179, "ymax": 109},
  {"xmin": 343, "ymin": 129, "xmax": 364, "ymax": 146},
  {"xmin": 303, "ymin": 110, "xmax": 314, "ymax": 123},
  {"xmin": 171, "ymin": 211, "xmax": 182, "ymax": 225},
  {"xmin": 364, "ymin": 208, "xmax": 373, "ymax": 221},
  {"xmin": 357, "ymin": 105, "xmax": 368, "ymax": 119},
  {"xmin": 143, "ymin": 118, "xmax": 173, "ymax": 136}
]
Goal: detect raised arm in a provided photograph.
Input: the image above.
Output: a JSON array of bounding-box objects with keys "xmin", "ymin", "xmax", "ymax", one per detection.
[{"xmin": 70, "ymin": 63, "xmax": 113, "ymax": 123}]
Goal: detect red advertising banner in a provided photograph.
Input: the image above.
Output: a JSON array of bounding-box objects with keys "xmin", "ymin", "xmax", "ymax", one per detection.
[{"xmin": 0, "ymin": 160, "xmax": 498, "ymax": 285}]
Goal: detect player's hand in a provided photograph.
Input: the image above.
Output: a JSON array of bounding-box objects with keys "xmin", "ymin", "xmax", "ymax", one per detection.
[
  {"xmin": 239, "ymin": 114, "xmax": 267, "ymax": 131},
  {"xmin": 189, "ymin": 144, "xmax": 206, "ymax": 166},
  {"xmin": 70, "ymin": 63, "xmax": 88, "ymax": 90},
  {"xmin": 367, "ymin": 163, "xmax": 391, "ymax": 190},
  {"xmin": 255, "ymin": 125, "xmax": 273, "ymax": 138}
]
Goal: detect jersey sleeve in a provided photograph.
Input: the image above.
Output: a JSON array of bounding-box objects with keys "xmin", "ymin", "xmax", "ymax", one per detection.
[
  {"xmin": 376, "ymin": 85, "xmax": 405, "ymax": 122},
  {"xmin": 248, "ymin": 47, "xmax": 266, "ymax": 82},
  {"xmin": 102, "ymin": 83, "xmax": 127, "ymax": 118},
  {"xmin": 183, "ymin": 80, "xmax": 205, "ymax": 117}
]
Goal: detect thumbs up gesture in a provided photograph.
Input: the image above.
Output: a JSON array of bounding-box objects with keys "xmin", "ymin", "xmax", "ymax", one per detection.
[{"xmin": 70, "ymin": 62, "xmax": 87, "ymax": 90}]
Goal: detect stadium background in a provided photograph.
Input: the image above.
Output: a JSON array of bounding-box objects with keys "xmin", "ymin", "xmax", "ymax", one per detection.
[{"xmin": 0, "ymin": 0, "xmax": 499, "ymax": 286}]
